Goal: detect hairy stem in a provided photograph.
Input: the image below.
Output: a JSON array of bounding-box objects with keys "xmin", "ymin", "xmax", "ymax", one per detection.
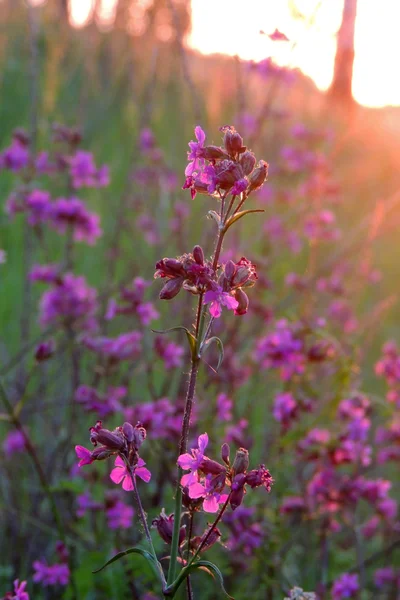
[{"xmin": 191, "ymin": 492, "xmax": 231, "ymax": 560}]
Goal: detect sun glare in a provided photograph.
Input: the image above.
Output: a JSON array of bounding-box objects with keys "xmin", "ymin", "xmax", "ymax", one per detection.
[{"xmin": 67, "ymin": 0, "xmax": 400, "ymax": 108}]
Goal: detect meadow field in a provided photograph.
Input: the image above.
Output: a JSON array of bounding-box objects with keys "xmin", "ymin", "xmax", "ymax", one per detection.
[{"xmin": 1, "ymin": 2, "xmax": 400, "ymax": 599}]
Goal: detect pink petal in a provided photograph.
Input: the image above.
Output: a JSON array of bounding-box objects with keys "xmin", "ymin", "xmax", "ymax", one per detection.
[
  {"xmin": 122, "ymin": 475, "xmax": 134, "ymax": 491},
  {"xmin": 185, "ymin": 161, "xmax": 195, "ymax": 177},
  {"xmin": 114, "ymin": 456, "xmax": 125, "ymax": 468},
  {"xmin": 75, "ymin": 445, "xmax": 92, "ymax": 466},
  {"xmin": 195, "ymin": 126, "xmax": 206, "ymax": 144},
  {"xmin": 188, "ymin": 482, "xmax": 206, "ymax": 499},
  {"xmin": 209, "ymin": 301, "xmax": 222, "ymax": 318},
  {"xmin": 222, "ymin": 294, "xmax": 239, "ymax": 311},
  {"xmin": 204, "ymin": 290, "xmax": 216, "ymax": 304},
  {"xmin": 181, "ymin": 471, "xmax": 197, "ymax": 487},
  {"xmin": 136, "ymin": 466, "xmax": 151, "ymax": 483},
  {"xmin": 219, "ymin": 493, "xmax": 229, "ymax": 504},
  {"xmin": 203, "ymin": 496, "xmax": 219, "ymax": 513},
  {"xmin": 110, "ymin": 465, "xmax": 126, "ymax": 485},
  {"xmin": 177, "ymin": 452, "xmax": 195, "ymax": 470},
  {"xmin": 198, "ymin": 433, "xmax": 209, "ymax": 453}
]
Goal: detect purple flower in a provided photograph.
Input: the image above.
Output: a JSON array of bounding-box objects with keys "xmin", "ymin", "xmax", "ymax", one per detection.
[
  {"xmin": 76, "ymin": 491, "xmax": 102, "ymax": 518},
  {"xmin": 49, "ymin": 198, "xmax": 102, "ymax": 245},
  {"xmin": 32, "ymin": 560, "xmax": 70, "ymax": 587},
  {"xmin": 25, "ymin": 190, "xmax": 52, "ymax": 226},
  {"xmin": 110, "ymin": 456, "xmax": 151, "ymax": 490},
  {"xmin": 1, "ymin": 579, "xmax": 30, "ymax": 600},
  {"xmin": 216, "ymin": 393, "xmax": 233, "ymax": 421},
  {"xmin": 0, "ymin": 140, "xmax": 30, "ymax": 172},
  {"xmin": 178, "ymin": 433, "xmax": 209, "ymax": 488},
  {"xmin": 136, "ymin": 302, "xmax": 159, "ymax": 326},
  {"xmin": 29, "ymin": 264, "xmax": 61, "ymax": 284},
  {"xmin": 331, "ymin": 573, "xmax": 359, "ymax": 599},
  {"xmin": 374, "ymin": 567, "xmax": 397, "ymax": 588},
  {"xmin": 204, "ymin": 287, "xmax": 239, "ymax": 318},
  {"xmin": 272, "ymin": 392, "xmax": 298, "ymax": 427},
  {"xmin": 106, "ymin": 499, "xmax": 134, "ymax": 529},
  {"xmin": 69, "ymin": 151, "xmax": 109, "ymax": 188},
  {"xmin": 38, "ymin": 273, "xmax": 98, "ymax": 330},
  {"xmin": 185, "ymin": 126, "xmax": 206, "ymax": 177},
  {"xmin": 2, "ymin": 430, "xmax": 26, "ymax": 457},
  {"xmin": 154, "ymin": 338, "xmax": 185, "ymax": 369},
  {"xmin": 82, "ymin": 331, "xmax": 142, "ymax": 362}
]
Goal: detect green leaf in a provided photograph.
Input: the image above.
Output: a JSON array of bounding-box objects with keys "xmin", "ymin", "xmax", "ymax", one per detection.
[
  {"xmin": 200, "ymin": 336, "xmax": 224, "ymax": 371},
  {"xmin": 93, "ymin": 547, "xmax": 164, "ymax": 584},
  {"xmin": 164, "ymin": 559, "xmax": 234, "ymax": 599},
  {"xmin": 223, "ymin": 209, "xmax": 265, "ymax": 231},
  {"xmin": 152, "ymin": 326, "xmax": 196, "ymax": 358}
]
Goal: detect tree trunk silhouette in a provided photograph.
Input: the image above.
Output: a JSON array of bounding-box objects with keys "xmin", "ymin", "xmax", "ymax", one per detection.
[{"xmin": 328, "ymin": 0, "xmax": 358, "ymax": 106}]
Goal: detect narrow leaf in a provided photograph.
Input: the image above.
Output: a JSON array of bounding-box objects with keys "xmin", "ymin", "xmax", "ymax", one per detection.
[
  {"xmin": 224, "ymin": 209, "xmax": 265, "ymax": 231},
  {"xmin": 200, "ymin": 336, "xmax": 224, "ymax": 371},
  {"xmin": 93, "ymin": 547, "xmax": 163, "ymax": 584},
  {"xmin": 152, "ymin": 326, "xmax": 196, "ymax": 358}
]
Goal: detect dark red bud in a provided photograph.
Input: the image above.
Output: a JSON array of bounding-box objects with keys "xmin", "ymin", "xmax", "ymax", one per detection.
[
  {"xmin": 91, "ymin": 429, "xmax": 125, "ymax": 451},
  {"xmin": 199, "ymin": 457, "xmax": 226, "ymax": 476},
  {"xmin": 200, "ymin": 145, "xmax": 229, "ymax": 160},
  {"xmin": 233, "ymin": 288, "xmax": 249, "ymax": 316},
  {"xmin": 193, "ymin": 245, "xmax": 205, "ymax": 265},
  {"xmin": 239, "ymin": 151, "xmax": 256, "ymax": 175},
  {"xmin": 224, "ymin": 260, "xmax": 236, "ymax": 282},
  {"xmin": 223, "ymin": 127, "xmax": 244, "ymax": 155},
  {"xmin": 159, "ymin": 278, "xmax": 183, "ymax": 300},
  {"xmin": 35, "ymin": 340, "xmax": 55, "ymax": 362},
  {"xmin": 221, "ymin": 443, "xmax": 230, "ymax": 465},
  {"xmin": 122, "ymin": 422, "xmax": 135, "ymax": 442},
  {"xmin": 152, "ymin": 509, "xmax": 186, "ymax": 545}
]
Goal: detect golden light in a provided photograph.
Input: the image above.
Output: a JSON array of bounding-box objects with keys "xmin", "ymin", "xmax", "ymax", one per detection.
[{"xmin": 67, "ymin": 0, "xmax": 400, "ymax": 108}]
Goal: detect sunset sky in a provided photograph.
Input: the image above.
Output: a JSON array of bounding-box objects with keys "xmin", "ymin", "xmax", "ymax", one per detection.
[{"xmin": 48, "ymin": 0, "xmax": 400, "ymax": 108}]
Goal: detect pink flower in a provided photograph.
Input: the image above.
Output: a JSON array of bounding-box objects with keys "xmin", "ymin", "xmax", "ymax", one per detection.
[
  {"xmin": 204, "ymin": 287, "xmax": 239, "ymax": 318},
  {"xmin": 75, "ymin": 445, "xmax": 94, "ymax": 467},
  {"xmin": 110, "ymin": 456, "xmax": 151, "ymax": 491},
  {"xmin": 178, "ymin": 433, "xmax": 209, "ymax": 488},
  {"xmin": 187, "ymin": 474, "xmax": 229, "ymax": 513},
  {"xmin": 1, "ymin": 579, "xmax": 30, "ymax": 600},
  {"xmin": 185, "ymin": 126, "xmax": 206, "ymax": 177},
  {"xmin": 106, "ymin": 499, "xmax": 134, "ymax": 529},
  {"xmin": 32, "ymin": 560, "xmax": 70, "ymax": 587}
]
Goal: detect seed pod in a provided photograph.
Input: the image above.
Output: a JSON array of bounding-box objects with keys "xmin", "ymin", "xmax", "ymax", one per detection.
[
  {"xmin": 239, "ymin": 151, "xmax": 256, "ymax": 175},
  {"xmin": 159, "ymin": 277, "xmax": 183, "ymax": 300},
  {"xmin": 152, "ymin": 509, "xmax": 186, "ymax": 545},
  {"xmin": 122, "ymin": 422, "xmax": 135, "ymax": 443},
  {"xmin": 224, "ymin": 260, "xmax": 236, "ymax": 283},
  {"xmin": 200, "ymin": 145, "xmax": 229, "ymax": 160},
  {"xmin": 248, "ymin": 160, "xmax": 269, "ymax": 193},
  {"xmin": 232, "ymin": 448, "xmax": 249, "ymax": 475},
  {"xmin": 199, "ymin": 457, "xmax": 226, "ymax": 475}
]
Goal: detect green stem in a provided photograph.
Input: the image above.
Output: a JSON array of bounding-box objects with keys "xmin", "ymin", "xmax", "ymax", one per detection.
[
  {"xmin": 125, "ymin": 461, "xmax": 166, "ymax": 587},
  {"xmin": 167, "ymin": 294, "xmax": 204, "ymax": 587}
]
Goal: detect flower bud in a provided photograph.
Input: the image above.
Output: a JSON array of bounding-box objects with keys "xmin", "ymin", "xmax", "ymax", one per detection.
[
  {"xmin": 200, "ymin": 145, "xmax": 229, "ymax": 160},
  {"xmin": 245, "ymin": 464, "xmax": 274, "ymax": 491},
  {"xmin": 152, "ymin": 509, "xmax": 186, "ymax": 545},
  {"xmin": 35, "ymin": 340, "xmax": 55, "ymax": 362},
  {"xmin": 222, "ymin": 127, "xmax": 244, "ymax": 156},
  {"xmin": 230, "ymin": 473, "xmax": 246, "ymax": 510},
  {"xmin": 221, "ymin": 443, "xmax": 230, "ymax": 465},
  {"xmin": 232, "ymin": 448, "xmax": 249, "ymax": 475},
  {"xmin": 91, "ymin": 446, "xmax": 115, "ymax": 461},
  {"xmin": 159, "ymin": 277, "xmax": 183, "ymax": 300},
  {"xmin": 199, "ymin": 457, "xmax": 226, "ymax": 476},
  {"xmin": 91, "ymin": 428, "xmax": 125, "ymax": 451},
  {"xmin": 191, "ymin": 526, "xmax": 222, "ymax": 553},
  {"xmin": 233, "ymin": 288, "xmax": 249, "ymax": 316},
  {"xmin": 163, "ymin": 258, "xmax": 185, "ymax": 275},
  {"xmin": 132, "ymin": 423, "xmax": 147, "ymax": 449},
  {"xmin": 193, "ymin": 245, "xmax": 205, "ymax": 265},
  {"xmin": 239, "ymin": 151, "xmax": 256, "ymax": 175},
  {"xmin": 122, "ymin": 422, "xmax": 135, "ymax": 442},
  {"xmin": 13, "ymin": 128, "xmax": 30, "ymax": 146},
  {"xmin": 224, "ymin": 260, "xmax": 235, "ymax": 283},
  {"xmin": 248, "ymin": 160, "xmax": 269, "ymax": 193}
]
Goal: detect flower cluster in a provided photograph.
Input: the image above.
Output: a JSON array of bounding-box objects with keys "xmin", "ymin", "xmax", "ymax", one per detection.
[{"xmin": 178, "ymin": 433, "xmax": 273, "ymax": 513}]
